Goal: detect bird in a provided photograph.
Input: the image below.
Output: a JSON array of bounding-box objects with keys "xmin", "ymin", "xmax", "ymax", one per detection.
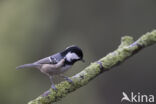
[{"xmin": 16, "ymin": 45, "xmax": 84, "ymax": 90}]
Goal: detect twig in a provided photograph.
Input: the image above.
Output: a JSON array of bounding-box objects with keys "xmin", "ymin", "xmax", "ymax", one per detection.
[{"xmin": 28, "ymin": 30, "xmax": 156, "ymax": 104}]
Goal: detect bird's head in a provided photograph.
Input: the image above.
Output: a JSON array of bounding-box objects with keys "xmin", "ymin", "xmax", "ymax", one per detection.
[{"xmin": 61, "ymin": 45, "xmax": 84, "ymax": 65}]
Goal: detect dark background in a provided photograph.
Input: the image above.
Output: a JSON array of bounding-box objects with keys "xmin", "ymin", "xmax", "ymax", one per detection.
[{"xmin": 0, "ymin": 0, "xmax": 156, "ymax": 104}]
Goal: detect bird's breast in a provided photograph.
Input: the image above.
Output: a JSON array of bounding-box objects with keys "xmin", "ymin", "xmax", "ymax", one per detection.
[
  {"xmin": 52, "ymin": 65, "xmax": 71, "ymax": 75},
  {"xmin": 40, "ymin": 64, "xmax": 71, "ymax": 75}
]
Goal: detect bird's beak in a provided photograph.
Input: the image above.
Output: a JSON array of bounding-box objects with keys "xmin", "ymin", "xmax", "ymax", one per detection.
[{"xmin": 81, "ymin": 59, "xmax": 85, "ymax": 63}]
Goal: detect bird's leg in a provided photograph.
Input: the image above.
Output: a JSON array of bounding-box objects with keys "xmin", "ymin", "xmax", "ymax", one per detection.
[
  {"xmin": 49, "ymin": 76, "xmax": 57, "ymax": 90},
  {"xmin": 60, "ymin": 74, "xmax": 73, "ymax": 83}
]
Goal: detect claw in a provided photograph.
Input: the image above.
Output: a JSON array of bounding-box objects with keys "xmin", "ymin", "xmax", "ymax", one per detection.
[
  {"xmin": 64, "ymin": 77, "xmax": 73, "ymax": 84},
  {"xmin": 42, "ymin": 90, "xmax": 50, "ymax": 96},
  {"xmin": 51, "ymin": 84, "xmax": 57, "ymax": 91},
  {"xmin": 60, "ymin": 75, "xmax": 74, "ymax": 84}
]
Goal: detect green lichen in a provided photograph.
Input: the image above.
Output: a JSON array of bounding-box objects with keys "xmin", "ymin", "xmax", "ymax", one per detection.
[
  {"xmin": 137, "ymin": 30, "xmax": 156, "ymax": 46},
  {"xmin": 119, "ymin": 36, "xmax": 134, "ymax": 48}
]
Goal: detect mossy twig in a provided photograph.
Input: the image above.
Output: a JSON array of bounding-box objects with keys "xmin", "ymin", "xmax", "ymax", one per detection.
[{"xmin": 28, "ymin": 30, "xmax": 156, "ymax": 104}]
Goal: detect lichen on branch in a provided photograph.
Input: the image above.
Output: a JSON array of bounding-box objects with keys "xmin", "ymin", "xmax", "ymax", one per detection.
[{"xmin": 28, "ymin": 30, "xmax": 156, "ymax": 104}]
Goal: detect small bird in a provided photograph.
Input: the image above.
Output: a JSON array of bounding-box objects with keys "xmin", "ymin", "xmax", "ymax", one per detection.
[{"xmin": 16, "ymin": 45, "xmax": 84, "ymax": 90}]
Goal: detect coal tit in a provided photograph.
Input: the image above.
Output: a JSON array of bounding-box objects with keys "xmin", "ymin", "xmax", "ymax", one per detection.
[{"xmin": 16, "ymin": 45, "xmax": 84, "ymax": 90}]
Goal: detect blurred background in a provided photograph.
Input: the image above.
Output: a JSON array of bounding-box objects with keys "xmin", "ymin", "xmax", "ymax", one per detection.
[{"xmin": 0, "ymin": 0, "xmax": 156, "ymax": 104}]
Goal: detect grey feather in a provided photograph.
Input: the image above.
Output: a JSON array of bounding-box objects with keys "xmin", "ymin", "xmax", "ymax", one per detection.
[
  {"xmin": 34, "ymin": 57, "xmax": 52, "ymax": 64},
  {"xmin": 34, "ymin": 53, "xmax": 62, "ymax": 64},
  {"xmin": 16, "ymin": 63, "xmax": 41, "ymax": 70},
  {"xmin": 16, "ymin": 53, "xmax": 61, "ymax": 70}
]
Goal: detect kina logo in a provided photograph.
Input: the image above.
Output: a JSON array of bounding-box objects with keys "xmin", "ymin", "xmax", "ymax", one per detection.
[{"xmin": 121, "ymin": 92, "xmax": 154, "ymax": 103}]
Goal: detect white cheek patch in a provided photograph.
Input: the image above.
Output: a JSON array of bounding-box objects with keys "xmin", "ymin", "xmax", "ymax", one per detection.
[{"xmin": 65, "ymin": 52, "xmax": 80, "ymax": 62}]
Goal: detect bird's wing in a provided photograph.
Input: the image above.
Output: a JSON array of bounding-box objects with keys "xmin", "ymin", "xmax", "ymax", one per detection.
[
  {"xmin": 34, "ymin": 57, "xmax": 57, "ymax": 64},
  {"xmin": 34, "ymin": 53, "xmax": 63, "ymax": 64}
]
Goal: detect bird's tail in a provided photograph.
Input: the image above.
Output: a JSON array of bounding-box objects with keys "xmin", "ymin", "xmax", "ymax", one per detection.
[{"xmin": 16, "ymin": 63, "xmax": 40, "ymax": 70}]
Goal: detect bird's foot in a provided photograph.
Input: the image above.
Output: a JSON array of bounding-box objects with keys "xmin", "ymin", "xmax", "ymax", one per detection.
[
  {"xmin": 64, "ymin": 77, "xmax": 73, "ymax": 84},
  {"xmin": 42, "ymin": 90, "xmax": 50, "ymax": 96},
  {"xmin": 51, "ymin": 84, "xmax": 57, "ymax": 91}
]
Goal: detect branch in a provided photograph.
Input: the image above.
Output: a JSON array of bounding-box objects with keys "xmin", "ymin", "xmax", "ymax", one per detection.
[{"xmin": 28, "ymin": 30, "xmax": 156, "ymax": 104}]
